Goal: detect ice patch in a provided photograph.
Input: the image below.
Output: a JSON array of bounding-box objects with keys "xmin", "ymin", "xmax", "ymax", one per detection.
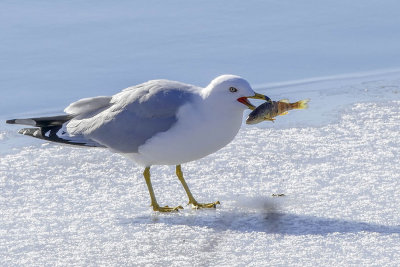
[{"xmin": 252, "ymin": 70, "xmax": 400, "ymax": 129}]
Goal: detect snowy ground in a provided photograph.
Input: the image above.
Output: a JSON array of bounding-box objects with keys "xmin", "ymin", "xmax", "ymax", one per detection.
[
  {"xmin": 2, "ymin": 1, "xmax": 400, "ymax": 265},
  {"xmin": 1, "ymin": 72, "xmax": 400, "ymax": 266}
]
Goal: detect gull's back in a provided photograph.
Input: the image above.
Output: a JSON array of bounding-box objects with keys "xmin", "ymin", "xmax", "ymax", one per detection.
[
  {"xmin": 6, "ymin": 79, "xmax": 201, "ymax": 150},
  {"xmin": 66, "ymin": 79, "xmax": 201, "ymax": 153}
]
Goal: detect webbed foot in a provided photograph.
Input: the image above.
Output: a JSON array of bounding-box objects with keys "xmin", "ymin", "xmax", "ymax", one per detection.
[
  {"xmin": 152, "ymin": 204, "xmax": 183, "ymax": 212},
  {"xmin": 189, "ymin": 200, "xmax": 220, "ymax": 209}
]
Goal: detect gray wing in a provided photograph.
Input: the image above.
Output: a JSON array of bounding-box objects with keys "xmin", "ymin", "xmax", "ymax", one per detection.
[{"xmin": 66, "ymin": 79, "xmax": 199, "ymax": 153}]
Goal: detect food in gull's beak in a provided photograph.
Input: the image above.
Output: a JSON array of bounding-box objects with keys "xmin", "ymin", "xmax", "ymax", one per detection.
[{"xmin": 246, "ymin": 99, "xmax": 309, "ymax": 124}]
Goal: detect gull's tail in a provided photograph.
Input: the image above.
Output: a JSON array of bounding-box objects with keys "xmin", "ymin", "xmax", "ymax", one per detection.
[{"xmin": 6, "ymin": 115, "xmax": 105, "ymax": 147}]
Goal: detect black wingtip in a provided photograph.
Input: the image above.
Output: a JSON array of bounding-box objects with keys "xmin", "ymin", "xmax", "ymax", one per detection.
[{"xmin": 6, "ymin": 119, "xmax": 16, "ymax": 124}]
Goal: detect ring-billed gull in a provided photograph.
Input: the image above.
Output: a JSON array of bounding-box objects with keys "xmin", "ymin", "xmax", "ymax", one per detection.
[{"xmin": 6, "ymin": 74, "xmax": 270, "ymax": 212}]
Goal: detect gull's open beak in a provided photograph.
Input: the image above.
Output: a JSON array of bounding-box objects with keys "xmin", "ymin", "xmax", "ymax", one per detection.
[
  {"xmin": 248, "ymin": 93, "xmax": 271, "ymax": 102},
  {"xmin": 237, "ymin": 93, "xmax": 272, "ymax": 110}
]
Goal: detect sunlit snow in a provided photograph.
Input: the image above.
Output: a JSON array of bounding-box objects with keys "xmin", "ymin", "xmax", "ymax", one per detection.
[
  {"xmin": 1, "ymin": 1, "xmax": 400, "ymax": 266},
  {"xmin": 2, "ymin": 74, "xmax": 400, "ymax": 266}
]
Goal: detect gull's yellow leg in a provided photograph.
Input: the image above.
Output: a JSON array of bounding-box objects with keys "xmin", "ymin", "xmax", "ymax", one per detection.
[
  {"xmin": 143, "ymin": 167, "xmax": 183, "ymax": 212},
  {"xmin": 176, "ymin": 165, "xmax": 220, "ymax": 209}
]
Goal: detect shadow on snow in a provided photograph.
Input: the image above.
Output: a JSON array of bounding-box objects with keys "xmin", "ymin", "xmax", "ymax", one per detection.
[{"xmin": 118, "ymin": 209, "xmax": 400, "ymax": 236}]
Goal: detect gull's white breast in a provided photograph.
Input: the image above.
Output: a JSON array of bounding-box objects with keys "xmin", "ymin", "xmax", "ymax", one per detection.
[{"xmin": 125, "ymin": 99, "xmax": 244, "ymax": 166}]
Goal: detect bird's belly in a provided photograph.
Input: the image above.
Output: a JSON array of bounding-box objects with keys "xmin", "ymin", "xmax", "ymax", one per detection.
[{"xmin": 131, "ymin": 107, "xmax": 243, "ymax": 166}]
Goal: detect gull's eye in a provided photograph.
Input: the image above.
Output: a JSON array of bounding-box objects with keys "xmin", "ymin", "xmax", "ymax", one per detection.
[{"xmin": 229, "ymin": 87, "xmax": 238, "ymax": 93}]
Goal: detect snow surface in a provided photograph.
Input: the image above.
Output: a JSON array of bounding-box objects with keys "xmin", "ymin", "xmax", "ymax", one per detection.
[
  {"xmin": 1, "ymin": 73, "xmax": 400, "ymax": 266},
  {"xmin": 2, "ymin": 1, "xmax": 400, "ymax": 265}
]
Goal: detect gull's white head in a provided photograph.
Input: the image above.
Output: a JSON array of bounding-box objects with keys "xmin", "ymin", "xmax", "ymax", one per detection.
[{"xmin": 203, "ymin": 74, "xmax": 270, "ymax": 111}]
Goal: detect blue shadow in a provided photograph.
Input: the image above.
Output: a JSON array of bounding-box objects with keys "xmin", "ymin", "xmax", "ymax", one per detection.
[{"xmin": 118, "ymin": 209, "xmax": 400, "ymax": 236}]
